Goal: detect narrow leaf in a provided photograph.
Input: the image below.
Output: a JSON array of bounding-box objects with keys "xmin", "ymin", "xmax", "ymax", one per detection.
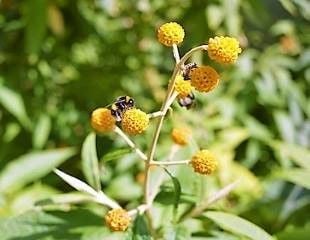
[
  {"xmin": 54, "ymin": 169, "xmax": 97, "ymax": 197},
  {"xmin": 102, "ymin": 148, "xmax": 131, "ymax": 162},
  {"xmin": 24, "ymin": 0, "xmax": 48, "ymax": 54},
  {"xmin": 0, "ymin": 148, "xmax": 76, "ymax": 194},
  {"xmin": 32, "ymin": 114, "xmax": 51, "ymax": 149},
  {"xmin": 82, "ymin": 133, "xmax": 101, "ymax": 191},
  {"xmin": 132, "ymin": 214, "xmax": 152, "ymax": 240},
  {"xmin": 164, "ymin": 168, "xmax": 182, "ymax": 210},
  {"xmin": 204, "ymin": 211, "xmax": 274, "ymax": 240},
  {"xmin": 278, "ymin": 169, "xmax": 310, "ymax": 189},
  {"xmin": 0, "ymin": 84, "xmax": 32, "ymax": 130}
]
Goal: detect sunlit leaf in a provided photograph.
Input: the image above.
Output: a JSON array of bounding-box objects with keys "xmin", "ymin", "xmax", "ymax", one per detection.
[
  {"xmin": 0, "ymin": 209, "xmax": 108, "ymax": 240},
  {"xmin": 82, "ymin": 133, "xmax": 101, "ymax": 191},
  {"xmin": 0, "ymin": 148, "xmax": 76, "ymax": 194},
  {"xmin": 278, "ymin": 169, "xmax": 310, "ymax": 189},
  {"xmin": 0, "ymin": 84, "xmax": 32, "ymax": 130},
  {"xmin": 204, "ymin": 211, "xmax": 274, "ymax": 240},
  {"xmin": 32, "ymin": 114, "xmax": 51, "ymax": 149}
]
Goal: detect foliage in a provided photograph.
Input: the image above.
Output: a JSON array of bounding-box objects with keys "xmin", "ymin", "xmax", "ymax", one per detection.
[{"xmin": 0, "ymin": 0, "xmax": 309, "ymax": 239}]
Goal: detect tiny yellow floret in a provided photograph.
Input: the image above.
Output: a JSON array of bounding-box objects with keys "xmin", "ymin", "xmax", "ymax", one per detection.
[
  {"xmin": 157, "ymin": 22, "xmax": 185, "ymax": 47},
  {"xmin": 208, "ymin": 36, "xmax": 242, "ymax": 64},
  {"xmin": 171, "ymin": 127, "xmax": 191, "ymax": 146},
  {"xmin": 91, "ymin": 108, "xmax": 116, "ymax": 133},
  {"xmin": 121, "ymin": 108, "xmax": 149, "ymax": 135},
  {"xmin": 189, "ymin": 66, "xmax": 220, "ymax": 93},
  {"xmin": 191, "ymin": 150, "xmax": 217, "ymax": 175},
  {"xmin": 174, "ymin": 75, "xmax": 193, "ymax": 98},
  {"xmin": 105, "ymin": 208, "xmax": 131, "ymax": 232}
]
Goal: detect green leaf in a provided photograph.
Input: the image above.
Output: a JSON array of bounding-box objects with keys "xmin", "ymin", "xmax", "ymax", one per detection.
[
  {"xmin": 164, "ymin": 168, "xmax": 182, "ymax": 211},
  {"xmin": 0, "ymin": 148, "xmax": 76, "ymax": 194},
  {"xmin": 279, "ymin": 0, "xmax": 298, "ymax": 15},
  {"xmin": 131, "ymin": 214, "xmax": 152, "ymax": 240},
  {"xmin": 24, "ymin": 0, "xmax": 48, "ymax": 54},
  {"xmin": 277, "ymin": 225, "xmax": 310, "ymax": 240},
  {"xmin": 102, "ymin": 148, "xmax": 132, "ymax": 162},
  {"xmin": 204, "ymin": 211, "xmax": 274, "ymax": 240},
  {"xmin": 274, "ymin": 111, "xmax": 295, "ymax": 144},
  {"xmin": 0, "ymin": 84, "xmax": 32, "ymax": 130},
  {"xmin": 278, "ymin": 169, "xmax": 310, "ymax": 189},
  {"xmin": 270, "ymin": 141, "xmax": 310, "ymax": 169},
  {"xmin": 32, "ymin": 114, "xmax": 51, "ymax": 149},
  {"xmin": 82, "ymin": 133, "xmax": 101, "ymax": 191},
  {"xmin": 163, "ymin": 224, "xmax": 191, "ymax": 240},
  {"xmin": 0, "ymin": 209, "xmax": 109, "ymax": 240}
]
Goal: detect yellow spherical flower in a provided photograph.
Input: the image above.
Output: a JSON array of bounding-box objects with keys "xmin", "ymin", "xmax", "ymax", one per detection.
[
  {"xmin": 105, "ymin": 208, "xmax": 131, "ymax": 231},
  {"xmin": 189, "ymin": 66, "xmax": 220, "ymax": 93},
  {"xmin": 174, "ymin": 75, "xmax": 193, "ymax": 98},
  {"xmin": 157, "ymin": 22, "xmax": 185, "ymax": 47},
  {"xmin": 190, "ymin": 150, "xmax": 217, "ymax": 175},
  {"xmin": 171, "ymin": 127, "xmax": 191, "ymax": 146},
  {"xmin": 91, "ymin": 108, "xmax": 116, "ymax": 133},
  {"xmin": 208, "ymin": 36, "xmax": 242, "ymax": 64},
  {"xmin": 121, "ymin": 108, "xmax": 149, "ymax": 135}
]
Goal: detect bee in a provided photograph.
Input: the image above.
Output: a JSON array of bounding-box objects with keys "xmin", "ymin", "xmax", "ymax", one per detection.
[
  {"xmin": 178, "ymin": 62, "xmax": 197, "ymax": 109},
  {"xmin": 178, "ymin": 92, "xmax": 195, "ymax": 109},
  {"xmin": 110, "ymin": 96, "xmax": 135, "ymax": 122},
  {"xmin": 182, "ymin": 62, "xmax": 197, "ymax": 80}
]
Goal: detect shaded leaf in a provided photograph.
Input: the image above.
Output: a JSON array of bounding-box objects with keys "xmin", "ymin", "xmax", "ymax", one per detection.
[
  {"xmin": 0, "ymin": 209, "xmax": 108, "ymax": 240},
  {"xmin": 164, "ymin": 168, "xmax": 182, "ymax": 211},
  {"xmin": 204, "ymin": 211, "xmax": 274, "ymax": 240},
  {"xmin": 102, "ymin": 148, "xmax": 132, "ymax": 162},
  {"xmin": 24, "ymin": 0, "xmax": 48, "ymax": 54},
  {"xmin": 0, "ymin": 148, "xmax": 76, "ymax": 194},
  {"xmin": 131, "ymin": 214, "xmax": 151, "ymax": 240}
]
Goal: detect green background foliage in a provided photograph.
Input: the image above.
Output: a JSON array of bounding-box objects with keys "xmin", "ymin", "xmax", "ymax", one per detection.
[{"xmin": 0, "ymin": 0, "xmax": 309, "ymax": 239}]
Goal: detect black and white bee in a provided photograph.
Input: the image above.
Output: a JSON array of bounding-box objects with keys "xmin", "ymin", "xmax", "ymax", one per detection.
[
  {"xmin": 182, "ymin": 62, "xmax": 197, "ymax": 80},
  {"xmin": 178, "ymin": 62, "xmax": 197, "ymax": 109},
  {"xmin": 110, "ymin": 96, "xmax": 135, "ymax": 122}
]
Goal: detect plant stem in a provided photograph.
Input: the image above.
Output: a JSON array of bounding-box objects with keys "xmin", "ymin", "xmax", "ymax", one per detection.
[
  {"xmin": 150, "ymin": 159, "xmax": 190, "ymax": 166},
  {"xmin": 142, "ymin": 44, "xmax": 209, "ymax": 229},
  {"xmin": 114, "ymin": 126, "xmax": 147, "ymax": 160}
]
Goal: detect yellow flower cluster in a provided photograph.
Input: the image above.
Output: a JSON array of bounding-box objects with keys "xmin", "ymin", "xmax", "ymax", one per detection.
[
  {"xmin": 157, "ymin": 22, "xmax": 185, "ymax": 47},
  {"xmin": 91, "ymin": 108, "xmax": 116, "ymax": 133},
  {"xmin": 208, "ymin": 36, "xmax": 242, "ymax": 64},
  {"xmin": 105, "ymin": 208, "xmax": 131, "ymax": 231},
  {"xmin": 121, "ymin": 108, "xmax": 149, "ymax": 135},
  {"xmin": 174, "ymin": 75, "xmax": 193, "ymax": 98},
  {"xmin": 171, "ymin": 127, "xmax": 191, "ymax": 146},
  {"xmin": 191, "ymin": 150, "xmax": 217, "ymax": 175},
  {"xmin": 189, "ymin": 66, "xmax": 220, "ymax": 93}
]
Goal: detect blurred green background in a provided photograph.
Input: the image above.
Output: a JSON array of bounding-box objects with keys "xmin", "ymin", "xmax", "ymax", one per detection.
[{"xmin": 0, "ymin": 0, "xmax": 309, "ymax": 239}]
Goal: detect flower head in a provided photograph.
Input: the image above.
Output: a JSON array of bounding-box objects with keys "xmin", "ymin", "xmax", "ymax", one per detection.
[
  {"xmin": 121, "ymin": 108, "xmax": 149, "ymax": 135},
  {"xmin": 207, "ymin": 36, "xmax": 241, "ymax": 64},
  {"xmin": 189, "ymin": 66, "xmax": 220, "ymax": 93},
  {"xmin": 171, "ymin": 127, "xmax": 191, "ymax": 146},
  {"xmin": 174, "ymin": 75, "xmax": 193, "ymax": 98},
  {"xmin": 157, "ymin": 22, "xmax": 185, "ymax": 47},
  {"xmin": 105, "ymin": 208, "xmax": 131, "ymax": 231},
  {"xmin": 91, "ymin": 108, "xmax": 116, "ymax": 133},
  {"xmin": 190, "ymin": 150, "xmax": 217, "ymax": 175}
]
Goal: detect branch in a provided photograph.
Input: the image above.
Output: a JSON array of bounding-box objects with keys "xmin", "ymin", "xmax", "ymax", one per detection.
[{"xmin": 114, "ymin": 126, "xmax": 147, "ymax": 161}]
